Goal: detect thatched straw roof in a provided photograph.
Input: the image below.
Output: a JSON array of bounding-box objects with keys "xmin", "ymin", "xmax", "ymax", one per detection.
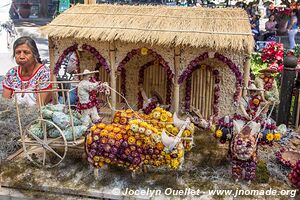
[{"xmin": 41, "ymin": 4, "xmax": 254, "ymax": 54}]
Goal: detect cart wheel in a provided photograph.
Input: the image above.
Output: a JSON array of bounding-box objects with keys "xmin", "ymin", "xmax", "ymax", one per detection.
[{"xmin": 23, "ymin": 119, "xmax": 68, "ymax": 168}]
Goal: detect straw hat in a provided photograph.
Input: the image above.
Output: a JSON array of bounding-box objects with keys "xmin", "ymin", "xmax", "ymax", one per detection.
[
  {"xmin": 74, "ymin": 69, "xmax": 98, "ymax": 76},
  {"xmin": 245, "ymin": 83, "xmax": 265, "ymax": 91}
]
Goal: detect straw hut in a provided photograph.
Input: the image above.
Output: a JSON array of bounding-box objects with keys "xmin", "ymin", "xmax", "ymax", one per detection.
[{"xmin": 41, "ymin": 4, "xmax": 254, "ymax": 119}]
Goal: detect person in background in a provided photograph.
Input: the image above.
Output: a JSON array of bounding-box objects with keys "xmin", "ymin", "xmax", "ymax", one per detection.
[
  {"xmin": 9, "ymin": 0, "xmax": 19, "ymax": 20},
  {"xmin": 264, "ymin": 14, "xmax": 277, "ymax": 41},
  {"xmin": 251, "ymin": 14, "xmax": 260, "ymax": 41},
  {"xmin": 287, "ymin": 9, "xmax": 299, "ymax": 50},
  {"xmin": 2, "ymin": 36, "xmax": 51, "ymax": 106}
]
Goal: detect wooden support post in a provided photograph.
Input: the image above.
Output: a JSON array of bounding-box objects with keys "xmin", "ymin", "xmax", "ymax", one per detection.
[
  {"xmin": 173, "ymin": 46, "xmax": 181, "ymax": 113},
  {"xmin": 243, "ymin": 55, "xmax": 251, "ymax": 97},
  {"xmin": 48, "ymin": 38, "xmax": 58, "ymax": 104},
  {"xmin": 277, "ymin": 55, "xmax": 298, "ymax": 127},
  {"xmin": 84, "ymin": 0, "xmax": 96, "ymax": 4},
  {"xmin": 109, "ymin": 42, "xmax": 117, "ymax": 115}
]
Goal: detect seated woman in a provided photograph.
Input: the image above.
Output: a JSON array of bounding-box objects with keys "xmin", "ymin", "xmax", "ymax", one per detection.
[
  {"xmin": 264, "ymin": 14, "xmax": 277, "ymax": 41},
  {"xmin": 2, "ymin": 36, "xmax": 51, "ymax": 106}
]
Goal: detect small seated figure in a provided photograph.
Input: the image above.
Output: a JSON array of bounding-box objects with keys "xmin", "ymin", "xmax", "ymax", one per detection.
[
  {"xmin": 238, "ymin": 83, "xmax": 266, "ymax": 122},
  {"xmin": 139, "ymin": 86, "xmax": 163, "ymax": 114},
  {"xmin": 75, "ymin": 69, "xmax": 110, "ymax": 126},
  {"xmin": 254, "ymin": 68, "xmax": 279, "ymax": 113}
]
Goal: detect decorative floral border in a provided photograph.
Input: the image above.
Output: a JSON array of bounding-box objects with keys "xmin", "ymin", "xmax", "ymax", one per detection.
[
  {"xmin": 54, "ymin": 44, "xmax": 110, "ymax": 75},
  {"xmin": 54, "ymin": 44, "xmax": 79, "ymax": 75},
  {"xmin": 214, "ymin": 52, "xmax": 242, "ymax": 102},
  {"xmin": 81, "ymin": 44, "xmax": 110, "ymax": 73},
  {"xmin": 117, "ymin": 48, "xmax": 174, "ymax": 104},
  {"xmin": 178, "ymin": 52, "xmax": 242, "ymax": 115},
  {"xmin": 183, "ymin": 66, "xmax": 220, "ymax": 115},
  {"xmin": 275, "ymin": 147, "xmax": 298, "ymax": 168}
]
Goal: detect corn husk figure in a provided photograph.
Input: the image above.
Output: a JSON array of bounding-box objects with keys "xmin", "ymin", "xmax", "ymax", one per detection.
[
  {"xmin": 238, "ymin": 83, "xmax": 265, "ymax": 122},
  {"xmin": 231, "ymin": 120, "xmax": 260, "ymax": 181},
  {"xmin": 75, "ymin": 70, "xmax": 110, "ymax": 126},
  {"xmin": 254, "ymin": 68, "xmax": 279, "ymax": 115}
]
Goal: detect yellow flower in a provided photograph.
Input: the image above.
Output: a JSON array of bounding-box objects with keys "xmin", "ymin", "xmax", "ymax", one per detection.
[
  {"xmin": 108, "ymin": 132, "xmax": 115, "ymax": 139},
  {"xmin": 116, "ymin": 133, "xmax": 123, "ymax": 140},
  {"xmin": 105, "ymin": 158, "xmax": 111, "ymax": 164},
  {"xmin": 90, "ymin": 125, "xmax": 97, "ymax": 132},
  {"xmin": 252, "ymin": 98, "xmax": 260, "ymax": 106},
  {"xmin": 98, "ymin": 162, "xmax": 104, "ymax": 167},
  {"xmin": 178, "ymin": 150, "xmax": 184, "ymax": 158},
  {"xmin": 100, "ymin": 129, "xmax": 108, "ymax": 137},
  {"xmin": 171, "ymin": 159, "xmax": 180, "ymax": 169},
  {"xmin": 140, "ymin": 122, "xmax": 148, "ymax": 127},
  {"xmin": 183, "ymin": 130, "xmax": 191, "ymax": 137},
  {"xmin": 165, "ymin": 154, "xmax": 171, "ymax": 160},
  {"xmin": 93, "ymin": 156, "xmax": 100, "ymax": 162},
  {"xmin": 154, "ymin": 160, "xmax": 161, "ymax": 166},
  {"xmin": 141, "ymin": 47, "xmax": 148, "ymax": 55},
  {"xmin": 166, "ymin": 124, "xmax": 174, "ymax": 132},
  {"xmin": 172, "ymin": 127, "xmax": 179, "ymax": 135},
  {"xmin": 86, "ymin": 135, "xmax": 93, "ymax": 145},
  {"xmin": 166, "ymin": 111, "xmax": 173, "ymax": 118},
  {"xmin": 266, "ymin": 133, "xmax": 274, "ymax": 141},
  {"xmin": 273, "ymin": 133, "xmax": 281, "ymax": 141},
  {"xmin": 153, "ymin": 111, "xmax": 161, "ymax": 120},
  {"xmin": 215, "ymin": 129, "xmax": 223, "ymax": 138},
  {"xmin": 97, "ymin": 123, "xmax": 106, "ymax": 129},
  {"xmin": 128, "ymin": 136, "xmax": 136, "ymax": 144},
  {"xmin": 131, "ymin": 124, "xmax": 139, "ymax": 132},
  {"xmin": 136, "ymin": 140, "xmax": 143, "ymax": 146},
  {"xmin": 144, "ymin": 136, "xmax": 152, "ymax": 145}
]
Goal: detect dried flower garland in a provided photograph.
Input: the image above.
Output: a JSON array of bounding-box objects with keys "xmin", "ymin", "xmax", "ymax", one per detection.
[
  {"xmin": 54, "ymin": 44, "xmax": 80, "ymax": 75},
  {"xmin": 54, "ymin": 44, "xmax": 110, "ymax": 76},
  {"xmin": 288, "ymin": 160, "xmax": 300, "ymax": 188},
  {"xmin": 214, "ymin": 52, "xmax": 242, "ymax": 103},
  {"xmin": 179, "ymin": 62, "xmax": 220, "ymax": 115},
  {"xmin": 81, "ymin": 44, "xmax": 110, "ymax": 73},
  {"xmin": 275, "ymin": 148, "xmax": 296, "ymax": 168},
  {"xmin": 117, "ymin": 48, "xmax": 173, "ymax": 104},
  {"xmin": 178, "ymin": 52, "xmax": 242, "ymax": 115}
]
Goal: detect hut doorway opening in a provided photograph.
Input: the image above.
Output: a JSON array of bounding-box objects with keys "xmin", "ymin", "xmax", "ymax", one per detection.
[
  {"xmin": 183, "ymin": 64, "xmax": 216, "ymax": 120},
  {"xmin": 137, "ymin": 60, "xmax": 173, "ymax": 110},
  {"xmin": 117, "ymin": 48, "xmax": 173, "ymax": 110}
]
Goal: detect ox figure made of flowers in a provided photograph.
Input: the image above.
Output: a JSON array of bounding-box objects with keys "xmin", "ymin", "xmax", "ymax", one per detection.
[{"xmin": 85, "ymin": 107, "xmax": 194, "ymax": 175}]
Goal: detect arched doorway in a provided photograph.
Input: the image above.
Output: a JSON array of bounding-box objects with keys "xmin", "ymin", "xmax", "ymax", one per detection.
[{"xmin": 117, "ymin": 48, "xmax": 174, "ymax": 109}]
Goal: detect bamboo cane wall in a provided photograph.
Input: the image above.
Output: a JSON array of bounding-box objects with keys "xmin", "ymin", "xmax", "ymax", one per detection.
[
  {"xmin": 190, "ymin": 66, "xmax": 214, "ymax": 119},
  {"xmin": 143, "ymin": 64, "xmax": 167, "ymax": 103}
]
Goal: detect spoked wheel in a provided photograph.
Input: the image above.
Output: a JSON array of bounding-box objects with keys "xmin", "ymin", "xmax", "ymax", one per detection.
[{"xmin": 23, "ymin": 119, "xmax": 68, "ymax": 168}]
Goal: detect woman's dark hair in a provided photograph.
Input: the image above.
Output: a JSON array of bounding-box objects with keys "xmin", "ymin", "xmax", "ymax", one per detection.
[
  {"xmin": 269, "ymin": 14, "xmax": 275, "ymax": 21},
  {"xmin": 13, "ymin": 36, "xmax": 42, "ymax": 63}
]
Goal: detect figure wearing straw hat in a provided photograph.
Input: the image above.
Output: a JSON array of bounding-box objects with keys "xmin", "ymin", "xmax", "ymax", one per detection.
[
  {"xmin": 75, "ymin": 69, "xmax": 110, "ymax": 126},
  {"xmin": 254, "ymin": 68, "xmax": 279, "ymax": 114},
  {"xmin": 238, "ymin": 83, "xmax": 266, "ymax": 122}
]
